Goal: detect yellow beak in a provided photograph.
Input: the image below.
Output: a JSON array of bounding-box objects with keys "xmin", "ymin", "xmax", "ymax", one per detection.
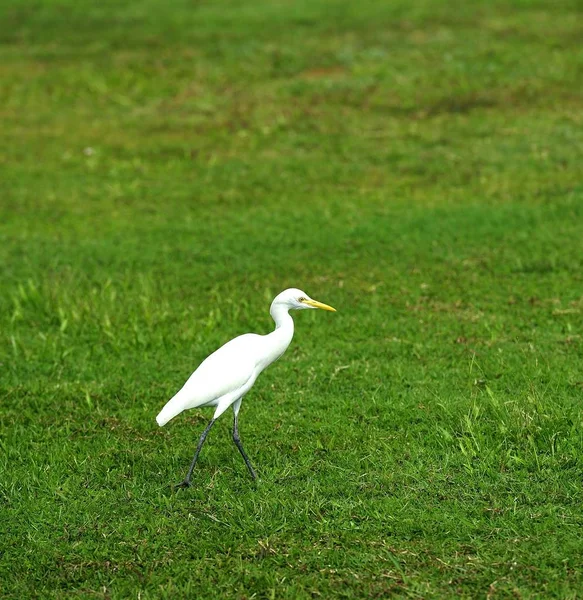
[{"xmin": 301, "ymin": 298, "xmax": 337, "ymax": 312}]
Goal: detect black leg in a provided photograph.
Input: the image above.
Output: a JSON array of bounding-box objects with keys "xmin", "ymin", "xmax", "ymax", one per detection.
[
  {"xmin": 233, "ymin": 412, "xmax": 257, "ymax": 480},
  {"xmin": 175, "ymin": 418, "xmax": 216, "ymax": 488}
]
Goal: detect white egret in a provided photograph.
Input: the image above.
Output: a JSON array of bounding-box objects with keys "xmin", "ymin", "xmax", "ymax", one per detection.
[{"xmin": 156, "ymin": 288, "xmax": 336, "ymax": 487}]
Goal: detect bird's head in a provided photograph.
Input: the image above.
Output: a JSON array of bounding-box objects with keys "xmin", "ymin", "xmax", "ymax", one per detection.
[{"xmin": 272, "ymin": 288, "xmax": 336, "ymax": 312}]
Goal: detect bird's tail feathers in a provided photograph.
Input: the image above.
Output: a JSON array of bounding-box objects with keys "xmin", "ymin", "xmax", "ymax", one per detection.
[{"xmin": 156, "ymin": 392, "xmax": 188, "ymax": 427}]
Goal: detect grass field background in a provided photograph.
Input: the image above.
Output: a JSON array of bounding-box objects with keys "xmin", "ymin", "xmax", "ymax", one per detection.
[{"xmin": 1, "ymin": 0, "xmax": 583, "ymax": 597}]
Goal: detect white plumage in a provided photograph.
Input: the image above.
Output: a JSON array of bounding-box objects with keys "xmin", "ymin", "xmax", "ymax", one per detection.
[
  {"xmin": 156, "ymin": 334, "xmax": 264, "ymax": 427},
  {"xmin": 156, "ymin": 288, "xmax": 336, "ymax": 487}
]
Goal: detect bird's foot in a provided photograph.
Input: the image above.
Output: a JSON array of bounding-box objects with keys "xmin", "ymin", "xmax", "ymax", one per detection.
[{"xmin": 174, "ymin": 480, "xmax": 191, "ymax": 489}]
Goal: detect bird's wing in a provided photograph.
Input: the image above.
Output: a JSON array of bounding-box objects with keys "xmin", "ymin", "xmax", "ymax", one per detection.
[
  {"xmin": 156, "ymin": 333, "xmax": 266, "ymax": 426},
  {"xmin": 177, "ymin": 333, "xmax": 263, "ymax": 408}
]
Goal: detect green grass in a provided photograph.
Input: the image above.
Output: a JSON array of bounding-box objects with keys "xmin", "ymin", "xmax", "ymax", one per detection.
[{"xmin": 1, "ymin": 0, "xmax": 583, "ymax": 597}]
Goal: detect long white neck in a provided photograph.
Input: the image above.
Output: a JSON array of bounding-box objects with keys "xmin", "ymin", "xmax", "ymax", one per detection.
[
  {"xmin": 270, "ymin": 302, "xmax": 294, "ymax": 331},
  {"xmin": 259, "ymin": 302, "xmax": 295, "ymax": 369}
]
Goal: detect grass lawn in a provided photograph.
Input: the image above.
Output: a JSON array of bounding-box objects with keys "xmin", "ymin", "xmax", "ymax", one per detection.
[{"xmin": 1, "ymin": 0, "xmax": 583, "ymax": 597}]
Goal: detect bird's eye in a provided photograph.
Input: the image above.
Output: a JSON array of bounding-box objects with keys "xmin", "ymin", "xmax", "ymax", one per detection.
[{"xmin": 298, "ymin": 297, "xmax": 306, "ymax": 302}]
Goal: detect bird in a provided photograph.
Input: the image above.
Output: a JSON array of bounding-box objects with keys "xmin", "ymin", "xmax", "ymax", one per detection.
[{"xmin": 156, "ymin": 288, "xmax": 336, "ymax": 487}]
